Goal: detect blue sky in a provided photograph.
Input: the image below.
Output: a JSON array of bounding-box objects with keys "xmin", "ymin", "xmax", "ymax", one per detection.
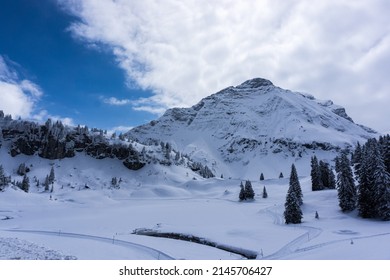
[
  {"xmin": 1, "ymin": 0, "xmax": 389, "ymax": 133},
  {"xmin": 0, "ymin": 0, "xmax": 154, "ymax": 131}
]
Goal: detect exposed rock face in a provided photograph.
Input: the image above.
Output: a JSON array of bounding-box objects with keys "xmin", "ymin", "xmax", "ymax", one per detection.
[
  {"xmin": 0, "ymin": 117, "xmax": 147, "ymax": 171},
  {"xmin": 0, "ymin": 113, "xmax": 213, "ymax": 176}
]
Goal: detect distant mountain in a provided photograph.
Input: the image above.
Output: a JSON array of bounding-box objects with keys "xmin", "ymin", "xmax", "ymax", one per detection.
[{"xmin": 128, "ymin": 78, "xmax": 377, "ymax": 179}]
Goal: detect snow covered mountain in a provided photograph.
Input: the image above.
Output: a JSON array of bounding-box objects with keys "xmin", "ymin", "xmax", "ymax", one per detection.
[
  {"xmin": 128, "ymin": 78, "xmax": 377, "ymax": 179},
  {"xmin": 1, "ymin": 79, "xmax": 389, "ymax": 261}
]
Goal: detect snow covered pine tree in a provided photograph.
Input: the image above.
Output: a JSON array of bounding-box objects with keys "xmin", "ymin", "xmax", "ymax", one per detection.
[
  {"xmin": 284, "ymin": 164, "xmax": 303, "ymax": 224},
  {"xmin": 336, "ymin": 152, "xmax": 357, "ymax": 212}
]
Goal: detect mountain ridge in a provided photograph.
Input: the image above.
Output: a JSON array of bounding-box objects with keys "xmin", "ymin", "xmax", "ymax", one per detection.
[{"xmin": 128, "ymin": 78, "xmax": 378, "ymax": 178}]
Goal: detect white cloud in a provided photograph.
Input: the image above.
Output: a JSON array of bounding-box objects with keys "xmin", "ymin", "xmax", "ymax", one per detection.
[
  {"xmin": 0, "ymin": 56, "xmax": 42, "ymax": 118},
  {"xmin": 101, "ymin": 96, "xmax": 166, "ymax": 114},
  {"xmin": 60, "ymin": 0, "xmax": 390, "ymax": 133},
  {"xmin": 0, "ymin": 81, "xmax": 35, "ymax": 118},
  {"xmin": 107, "ymin": 125, "xmax": 134, "ymax": 136},
  {"xmin": 102, "ymin": 96, "xmax": 132, "ymax": 106},
  {"xmin": 32, "ymin": 110, "xmax": 75, "ymax": 127},
  {"xmin": 0, "ymin": 55, "xmax": 74, "ymax": 126}
]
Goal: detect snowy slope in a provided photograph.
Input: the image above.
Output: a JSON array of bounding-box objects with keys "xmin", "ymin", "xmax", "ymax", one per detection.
[
  {"xmin": 128, "ymin": 78, "xmax": 377, "ymax": 178},
  {"xmin": 1, "ymin": 174, "xmax": 389, "ymax": 260}
]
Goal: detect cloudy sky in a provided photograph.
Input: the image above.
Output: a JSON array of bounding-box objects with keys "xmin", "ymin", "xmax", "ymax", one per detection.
[{"xmin": 0, "ymin": 0, "xmax": 389, "ymax": 133}]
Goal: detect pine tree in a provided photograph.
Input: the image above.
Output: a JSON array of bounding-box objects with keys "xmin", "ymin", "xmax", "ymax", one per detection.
[
  {"xmin": 17, "ymin": 163, "xmax": 27, "ymax": 176},
  {"xmin": 327, "ymin": 167, "xmax": 336, "ymax": 189},
  {"xmin": 48, "ymin": 166, "xmax": 55, "ymax": 184},
  {"xmin": 260, "ymin": 173, "xmax": 264, "ymax": 181},
  {"xmin": 284, "ymin": 185, "xmax": 303, "ymax": 224},
  {"xmin": 310, "ymin": 156, "xmax": 322, "ymax": 191},
  {"xmin": 21, "ymin": 175, "xmax": 30, "ymax": 193},
  {"xmin": 336, "ymin": 153, "xmax": 357, "ymax": 212},
  {"xmin": 0, "ymin": 165, "xmax": 4, "ymax": 180},
  {"xmin": 262, "ymin": 186, "xmax": 268, "ymax": 198},
  {"xmin": 373, "ymin": 144, "xmax": 390, "ymax": 220},
  {"xmin": 0, "ymin": 165, "xmax": 6, "ymax": 190},
  {"xmin": 44, "ymin": 175, "xmax": 50, "ymax": 192},
  {"xmin": 239, "ymin": 181, "xmax": 246, "ymax": 201},
  {"xmin": 319, "ymin": 160, "xmax": 336, "ymax": 189},
  {"xmin": 353, "ymin": 142, "xmax": 363, "ymax": 178},
  {"xmin": 379, "ymin": 135, "xmax": 390, "ymax": 174},
  {"xmin": 284, "ymin": 164, "xmax": 303, "ymax": 224},
  {"xmin": 358, "ymin": 139, "xmax": 379, "ymax": 218},
  {"xmin": 244, "ymin": 180, "xmax": 255, "ymax": 200},
  {"xmin": 111, "ymin": 177, "xmax": 119, "ymax": 188},
  {"xmin": 290, "ymin": 164, "xmax": 303, "ymax": 205}
]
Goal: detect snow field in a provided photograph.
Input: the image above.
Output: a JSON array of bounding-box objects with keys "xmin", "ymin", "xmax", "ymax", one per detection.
[{"xmin": 1, "ymin": 162, "xmax": 390, "ymax": 260}]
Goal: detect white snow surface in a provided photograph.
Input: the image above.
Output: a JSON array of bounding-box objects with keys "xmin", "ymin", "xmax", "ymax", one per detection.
[{"xmin": 1, "ymin": 151, "xmax": 389, "ymax": 260}]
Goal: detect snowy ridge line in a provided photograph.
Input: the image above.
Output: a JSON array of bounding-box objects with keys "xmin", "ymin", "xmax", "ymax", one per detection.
[
  {"xmin": 5, "ymin": 229, "xmax": 174, "ymax": 260},
  {"xmin": 132, "ymin": 228, "xmax": 257, "ymax": 259}
]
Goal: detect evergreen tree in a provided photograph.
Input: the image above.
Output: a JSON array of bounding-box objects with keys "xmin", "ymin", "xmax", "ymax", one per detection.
[
  {"xmin": 279, "ymin": 172, "xmax": 284, "ymax": 179},
  {"xmin": 111, "ymin": 177, "xmax": 118, "ymax": 188},
  {"xmin": 0, "ymin": 165, "xmax": 5, "ymax": 182},
  {"xmin": 239, "ymin": 181, "xmax": 246, "ymax": 201},
  {"xmin": 262, "ymin": 186, "xmax": 268, "ymax": 198},
  {"xmin": 336, "ymin": 153, "xmax": 357, "ymax": 212},
  {"xmin": 358, "ymin": 139, "xmax": 379, "ymax": 218},
  {"xmin": 21, "ymin": 175, "xmax": 30, "ymax": 193},
  {"xmin": 0, "ymin": 165, "xmax": 6, "ymax": 190},
  {"xmin": 310, "ymin": 156, "xmax": 322, "ymax": 191},
  {"xmin": 244, "ymin": 180, "xmax": 255, "ymax": 200},
  {"xmin": 284, "ymin": 164, "xmax": 304, "ymax": 224},
  {"xmin": 327, "ymin": 167, "xmax": 336, "ymax": 189},
  {"xmin": 379, "ymin": 135, "xmax": 390, "ymax": 174},
  {"xmin": 372, "ymin": 144, "xmax": 390, "ymax": 220},
  {"xmin": 289, "ymin": 164, "xmax": 303, "ymax": 205},
  {"xmin": 319, "ymin": 160, "xmax": 336, "ymax": 189},
  {"xmin": 260, "ymin": 173, "xmax": 264, "ymax": 181},
  {"xmin": 353, "ymin": 142, "xmax": 363, "ymax": 178},
  {"xmin": 17, "ymin": 163, "xmax": 27, "ymax": 176},
  {"xmin": 44, "ymin": 175, "xmax": 50, "ymax": 192},
  {"xmin": 284, "ymin": 184, "xmax": 302, "ymax": 224},
  {"xmin": 48, "ymin": 166, "xmax": 55, "ymax": 184}
]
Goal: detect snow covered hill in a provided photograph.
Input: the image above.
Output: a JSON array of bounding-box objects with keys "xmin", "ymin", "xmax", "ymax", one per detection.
[{"xmin": 128, "ymin": 78, "xmax": 378, "ymax": 179}]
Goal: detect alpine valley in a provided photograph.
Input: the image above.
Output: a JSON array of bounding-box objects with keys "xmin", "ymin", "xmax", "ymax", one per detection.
[{"xmin": 1, "ymin": 78, "xmax": 389, "ymax": 260}]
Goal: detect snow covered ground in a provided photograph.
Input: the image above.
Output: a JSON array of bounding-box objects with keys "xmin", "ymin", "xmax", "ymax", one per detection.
[{"xmin": 1, "ymin": 160, "xmax": 389, "ymax": 260}]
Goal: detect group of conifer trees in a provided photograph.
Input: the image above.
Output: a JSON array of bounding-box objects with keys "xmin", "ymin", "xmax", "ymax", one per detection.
[
  {"xmin": 281, "ymin": 135, "xmax": 389, "ymax": 224},
  {"xmin": 336, "ymin": 135, "xmax": 390, "ymax": 220},
  {"xmin": 310, "ymin": 156, "xmax": 336, "ymax": 191}
]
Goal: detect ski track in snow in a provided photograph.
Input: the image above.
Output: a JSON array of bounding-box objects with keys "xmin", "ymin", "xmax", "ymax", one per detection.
[
  {"xmin": 5, "ymin": 229, "xmax": 174, "ymax": 260},
  {"xmin": 261, "ymin": 206, "xmax": 390, "ymax": 259},
  {"xmin": 261, "ymin": 206, "xmax": 322, "ymax": 259}
]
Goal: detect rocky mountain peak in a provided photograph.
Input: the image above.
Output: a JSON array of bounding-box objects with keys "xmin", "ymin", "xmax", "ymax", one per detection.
[
  {"xmin": 128, "ymin": 78, "xmax": 378, "ymax": 178},
  {"xmin": 235, "ymin": 77, "xmax": 274, "ymax": 89}
]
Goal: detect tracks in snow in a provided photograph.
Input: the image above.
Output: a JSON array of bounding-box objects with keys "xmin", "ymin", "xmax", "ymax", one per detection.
[
  {"xmin": 261, "ymin": 206, "xmax": 390, "ymax": 259},
  {"xmin": 262, "ymin": 207, "xmax": 322, "ymax": 259},
  {"xmin": 5, "ymin": 229, "xmax": 174, "ymax": 260}
]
